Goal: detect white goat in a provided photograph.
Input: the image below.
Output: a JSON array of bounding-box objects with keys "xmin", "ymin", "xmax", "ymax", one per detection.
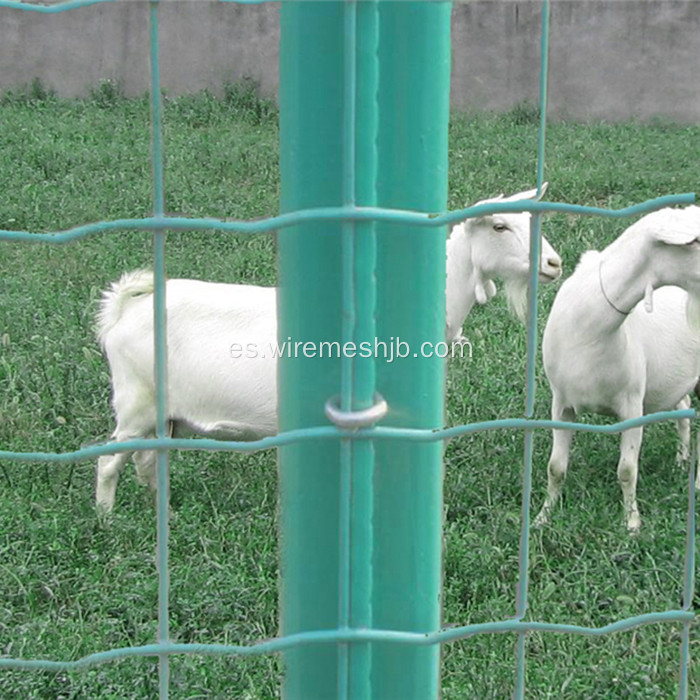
[
  {"xmin": 95, "ymin": 275, "xmax": 278, "ymax": 512},
  {"xmin": 534, "ymin": 205, "xmax": 700, "ymax": 533},
  {"xmin": 95, "ymin": 187, "xmax": 562, "ymax": 512},
  {"xmin": 446, "ymin": 184, "xmax": 562, "ymax": 342}
]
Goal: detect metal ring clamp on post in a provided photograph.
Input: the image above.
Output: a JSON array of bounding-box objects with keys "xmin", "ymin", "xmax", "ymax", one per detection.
[{"xmin": 324, "ymin": 393, "xmax": 388, "ymax": 431}]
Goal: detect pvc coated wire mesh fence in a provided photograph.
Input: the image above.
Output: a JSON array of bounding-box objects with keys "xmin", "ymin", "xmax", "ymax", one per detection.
[{"xmin": 0, "ymin": 0, "xmax": 696, "ymax": 698}]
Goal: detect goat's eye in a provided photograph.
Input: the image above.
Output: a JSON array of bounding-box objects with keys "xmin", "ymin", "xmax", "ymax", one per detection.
[{"xmin": 493, "ymin": 223, "xmax": 508, "ymax": 233}]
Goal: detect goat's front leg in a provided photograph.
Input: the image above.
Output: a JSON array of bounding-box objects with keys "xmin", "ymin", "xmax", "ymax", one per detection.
[
  {"xmin": 696, "ymin": 383, "xmax": 700, "ymax": 491},
  {"xmin": 451, "ymin": 332, "xmax": 471, "ymax": 348},
  {"xmin": 534, "ymin": 396, "xmax": 575, "ymax": 528},
  {"xmin": 675, "ymin": 395, "xmax": 691, "ymax": 465},
  {"xmin": 617, "ymin": 418, "xmax": 644, "ymax": 534}
]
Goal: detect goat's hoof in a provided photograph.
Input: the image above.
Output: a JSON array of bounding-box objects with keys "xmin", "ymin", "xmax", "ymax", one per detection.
[
  {"xmin": 626, "ymin": 517, "xmax": 641, "ymax": 535},
  {"xmin": 96, "ymin": 506, "xmax": 113, "ymax": 527},
  {"xmin": 452, "ymin": 334, "xmax": 471, "ymax": 348},
  {"xmin": 675, "ymin": 451, "xmax": 689, "ymax": 466},
  {"xmin": 533, "ymin": 512, "xmax": 548, "ymax": 529}
]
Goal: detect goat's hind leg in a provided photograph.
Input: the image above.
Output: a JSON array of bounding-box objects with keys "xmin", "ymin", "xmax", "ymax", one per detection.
[
  {"xmin": 132, "ymin": 420, "xmax": 176, "ymax": 493},
  {"xmin": 96, "ymin": 448, "xmax": 133, "ymax": 514},
  {"xmin": 534, "ymin": 396, "xmax": 576, "ymax": 528},
  {"xmin": 134, "ymin": 418, "xmax": 183, "ymax": 502},
  {"xmin": 96, "ymin": 407, "xmax": 156, "ymax": 514},
  {"xmin": 134, "ymin": 449, "xmax": 158, "ymax": 492}
]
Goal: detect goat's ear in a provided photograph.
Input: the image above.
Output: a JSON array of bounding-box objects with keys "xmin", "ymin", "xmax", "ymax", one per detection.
[
  {"xmin": 471, "ymin": 193, "xmax": 504, "ymax": 208},
  {"xmin": 649, "ymin": 206, "xmax": 700, "ymax": 246},
  {"xmin": 654, "ymin": 227, "xmax": 699, "ymax": 246},
  {"xmin": 502, "ymin": 184, "xmax": 547, "ymax": 203},
  {"xmin": 467, "ymin": 214, "xmax": 490, "ymax": 228}
]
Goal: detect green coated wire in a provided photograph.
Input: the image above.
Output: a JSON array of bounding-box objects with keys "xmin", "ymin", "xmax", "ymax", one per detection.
[
  {"xmin": 346, "ymin": 2, "xmax": 379, "ymax": 696},
  {"xmin": 147, "ymin": 2, "xmax": 171, "ymax": 696},
  {"xmin": 0, "ymin": 193, "xmax": 694, "ymax": 244},
  {"xmin": 0, "ymin": 0, "xmax": 118, "ymax": 12},
  {"xmin": 1, "ymin": 609, "xmax": 694, "ymax": 672},
  {"xmin": 678, "ymin": 445, "xmax": 696, "ymax": 700},
  {"xmin": 338, "ymin": 1, "xmax": 358, "ymax": 696},
  {"xmin": 515, "ymin": 2, "xmax": 550, "ymax": 696},
  {"xmin": 338, "ymin": 1, "xmax": 380, "ymax": 697},
  {"xmin": 0, "ymin": 0, "xmax": 275, "ymax": 11},
  {"xmin": 1, "ymin": 411, "xmax": 694, "ymax": 464}
]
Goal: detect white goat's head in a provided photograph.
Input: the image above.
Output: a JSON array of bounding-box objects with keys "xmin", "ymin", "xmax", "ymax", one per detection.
[
  {"xmin": 644, "ymin": 205, "xmax": 700, "ymax": 332},
  {"xmin": 465, "ymin": 183, "xmax": 563, "ymax": 320}
]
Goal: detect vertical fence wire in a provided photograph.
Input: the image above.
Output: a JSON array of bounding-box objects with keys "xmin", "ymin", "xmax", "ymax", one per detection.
[
  {"xmin": 514, "ymin": 1, "xmax": 551, "ymax": 696},
  {"xmin": 678, "ymin": 444, "xmax": 696, "ymax": 699},
  {"xmin": 148, "ymin": 1, "xmax": 171, "ymax": 696},
  {"xmin": 0, "ymin": 1, "xmax": 696, "ymax": 698},
  {"xmin": 343, "ymin": 1, "xmax": 380, "ymax": 697},
  {"xmin": 348, "ymin": 13, "xmax": 379, "ymax": 694},
  {"xmin": 338, "ymin": 1, "xmax": 358, "ymax": 697}
]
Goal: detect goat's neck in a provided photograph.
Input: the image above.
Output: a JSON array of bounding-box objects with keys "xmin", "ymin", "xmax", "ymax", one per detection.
[
  {"xmin": 598, "ymin": 233, "xmax": 659, "ymax": 319},
  {"xmin": 445, "ymin": 225, "xmax": 478, "ymax": 340}
]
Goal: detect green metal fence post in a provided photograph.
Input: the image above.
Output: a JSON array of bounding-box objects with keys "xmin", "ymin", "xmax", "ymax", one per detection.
[
  {"xmin": 372, "ymin": 3, "xmax": 451, "ymax": 698},
  {"xmin": 278, "ymin": 1, "xmax": 451, "ymax": 697},
  {"xmin": 278, "ymin": 3, "xmax": 346, "ymax": 696}
]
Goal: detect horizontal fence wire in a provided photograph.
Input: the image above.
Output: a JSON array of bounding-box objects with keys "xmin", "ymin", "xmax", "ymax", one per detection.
[
  {"xmin": 0, "ymin": 0, "xmax": 696, "ymax": 698},
  {"xmin": 0, "ymin": 607, "xmax": 695, "ymax": 671},
  {"xmin": 1, "ymin": 412, "xmax": 697, "ymax": 463},
  {"xmin": 0, "ymin": 0, "xmax": 273, "ymax": 11},
  {"xmin": 1, "ymin": 195, "xmax": 696, "ymax": 243}
]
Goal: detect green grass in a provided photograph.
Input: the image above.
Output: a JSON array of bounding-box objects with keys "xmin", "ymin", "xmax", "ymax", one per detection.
[{"xmin": 0, "ymin": 87, "xmax": 698, "ymax": 698}]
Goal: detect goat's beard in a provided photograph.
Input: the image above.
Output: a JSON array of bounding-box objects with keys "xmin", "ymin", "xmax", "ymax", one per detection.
[
  {"xmin": 686, "ymin": 291, "xmax": 700, "ymax": 334},
  {"xmin": 504, "ymin": 279, "xmax": 529, "ymax": 322}
]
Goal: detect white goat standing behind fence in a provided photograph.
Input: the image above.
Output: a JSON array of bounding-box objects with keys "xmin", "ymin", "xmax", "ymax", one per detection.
[
  {"xmin": 534, "ymin": 205, "xmax": 700, "ymax": 534},
  {"xmin": 95, "ymin": 187, "xmax": 562, "ymax": 513},
  {"xmin": 446, "ymin": 184, "xmax": 562, "ymax": 342}
]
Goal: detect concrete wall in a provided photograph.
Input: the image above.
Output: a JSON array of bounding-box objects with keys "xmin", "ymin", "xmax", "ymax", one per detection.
[
  {"xmin": 2, "ymin": 1, "xmax": 698, "ymax": 123},
  {"xmin": 0, "ymin": 1, "xmax": 281, "ymax": 100},
  {"xmin": 452, "ymin": 1, "xmax": 700, "ymax": 122}
]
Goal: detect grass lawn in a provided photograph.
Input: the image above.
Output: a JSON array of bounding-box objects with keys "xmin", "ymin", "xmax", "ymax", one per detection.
[{"xmin": 0, "ymin": 84, "xmax": 698, "ymax": 698}]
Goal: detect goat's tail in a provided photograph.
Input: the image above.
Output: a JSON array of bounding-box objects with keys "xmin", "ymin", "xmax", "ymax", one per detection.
[{"xmin": 96, "ymin": 269, "xmax": 155, "ymax": 348}]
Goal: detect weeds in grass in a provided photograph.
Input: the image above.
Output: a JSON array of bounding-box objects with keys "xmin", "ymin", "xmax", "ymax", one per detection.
[
  {"xmin": 0, "ymin": 78, "xmax": 57, "ymax": 107},
  {"xmin": 502, "ymin": 101, "xmax": 541, "ymax": 126},
  {"xmin": 89, "ymin": 79, "xmax": 125, "ymax": 109},
  {"xmin": 223, "ymin": 77, "xmax": 277, "ymax": 126}
]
